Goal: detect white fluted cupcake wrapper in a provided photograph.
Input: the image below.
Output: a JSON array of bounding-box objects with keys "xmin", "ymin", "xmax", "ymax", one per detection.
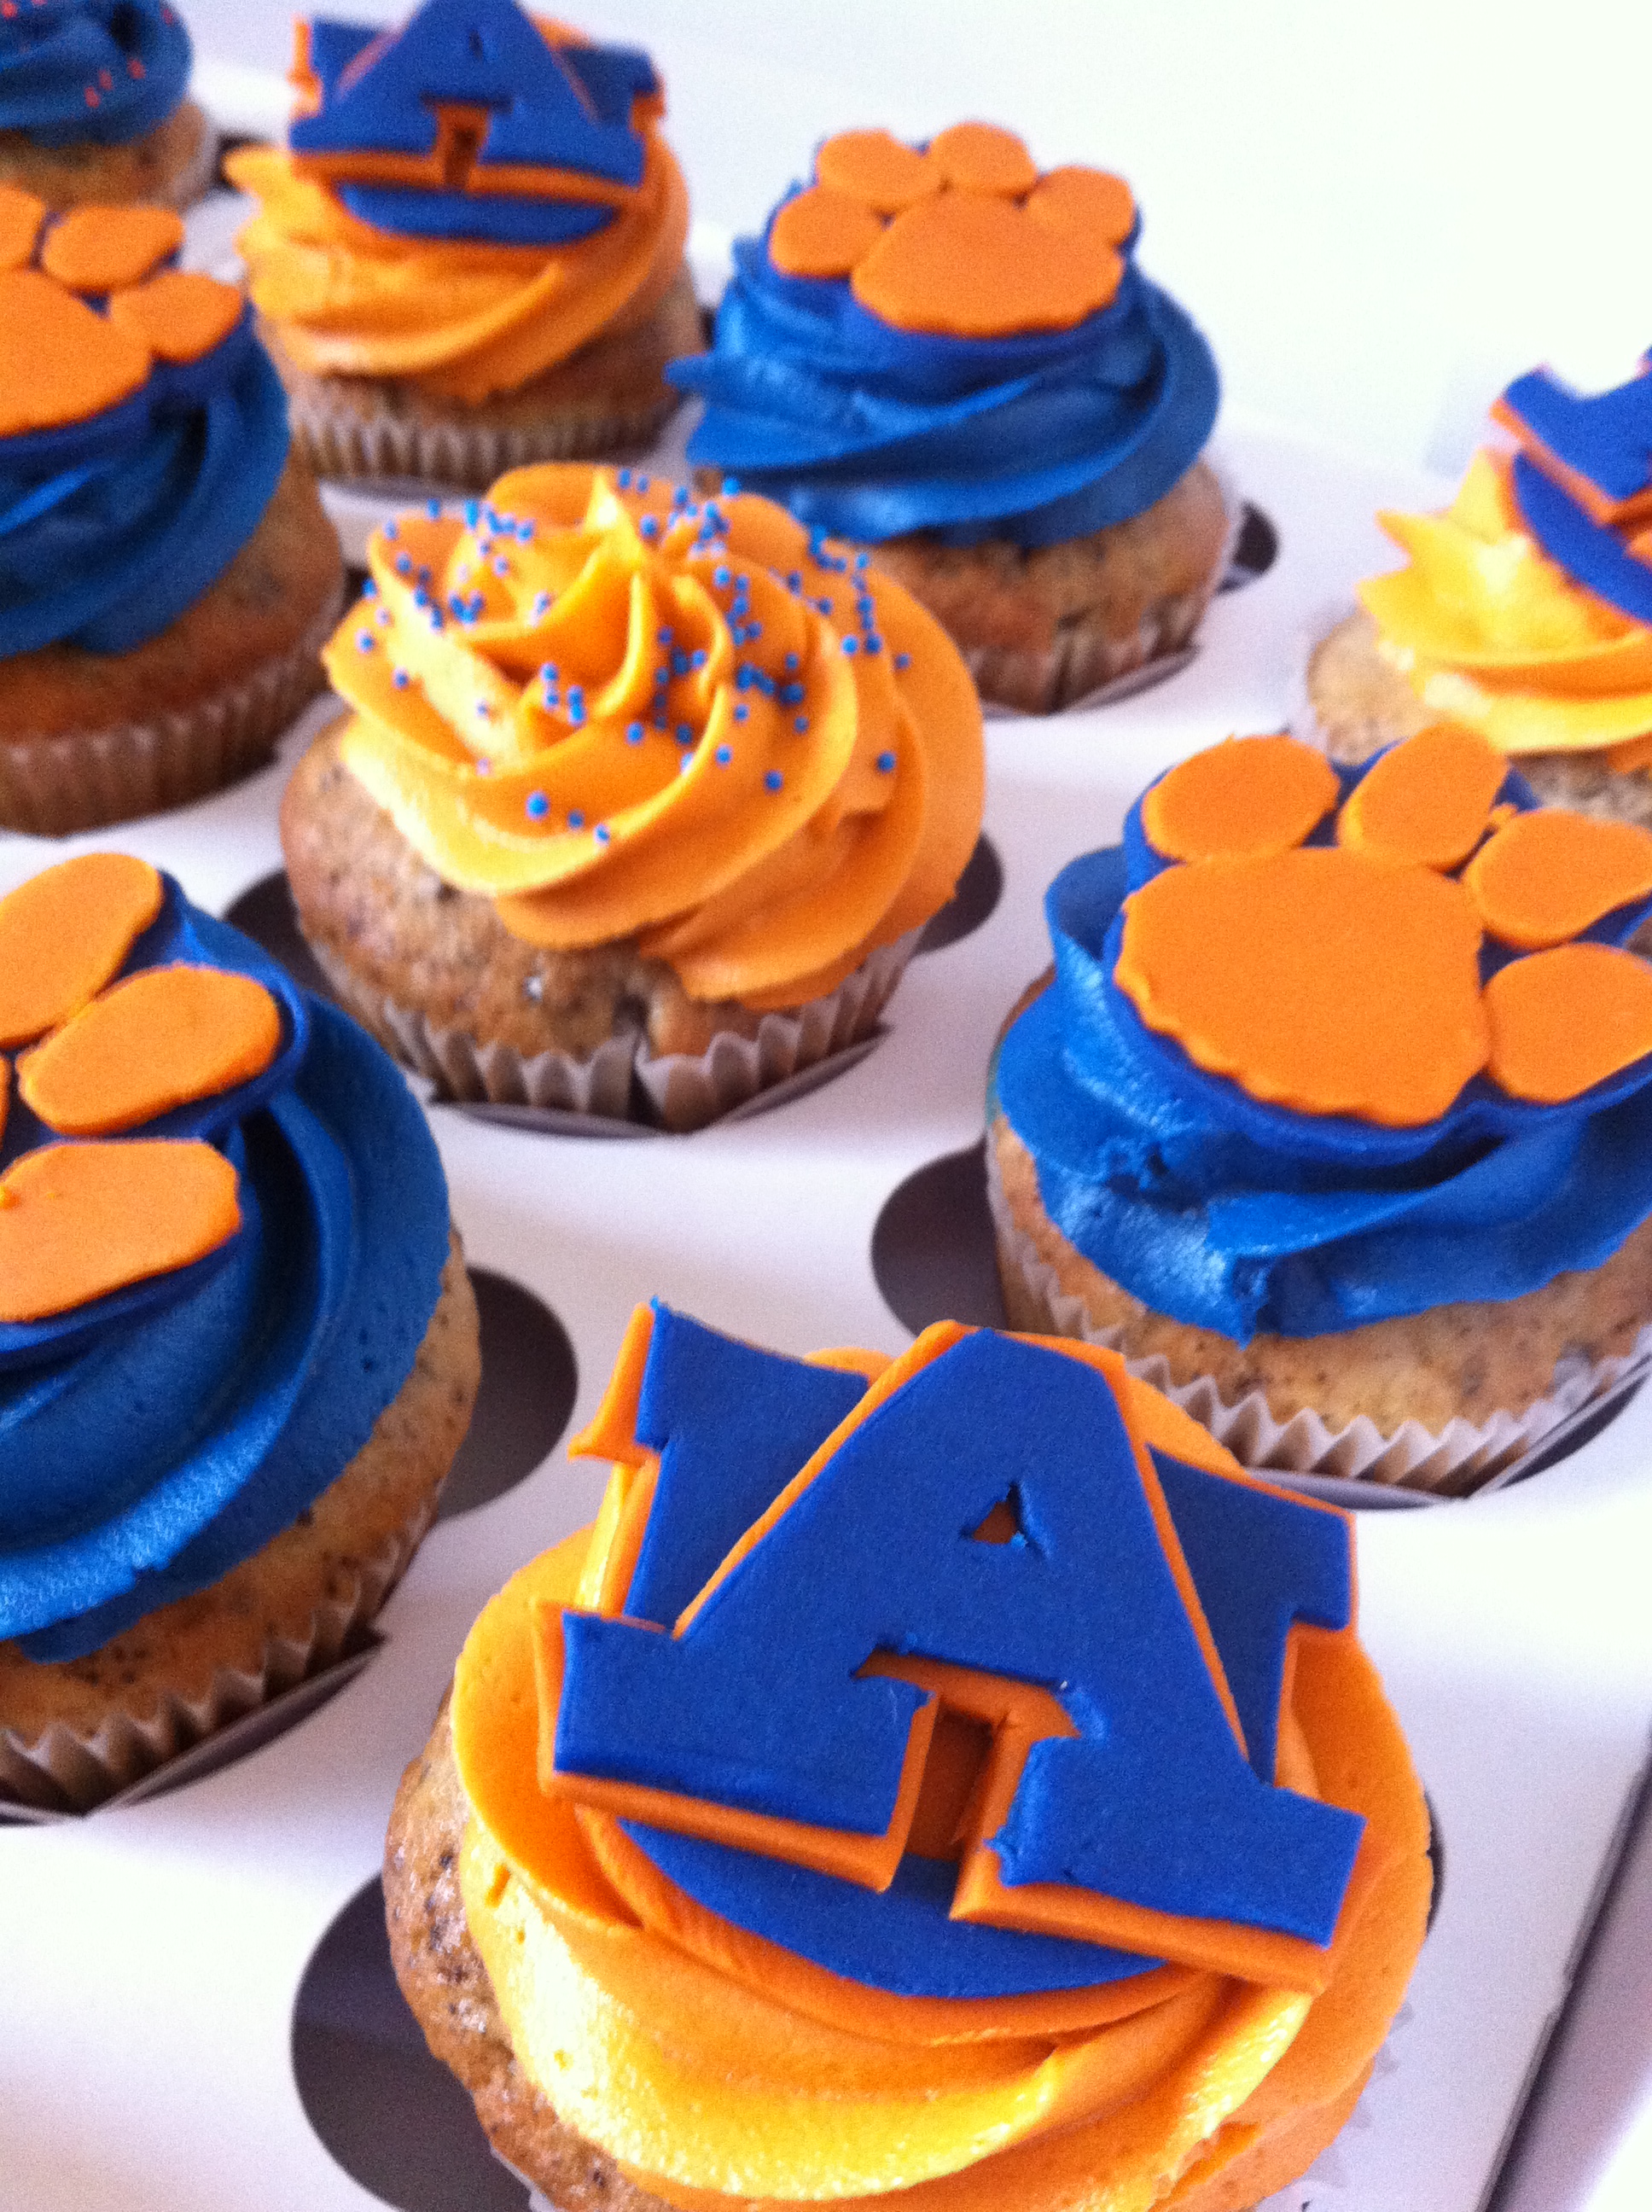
[
  {"xmin": 986, "ymin": 1137, "xmax": 1652, "ymax": 1496},
  {"xmin": 0, "ymin": 582, "xmax": 342, "ymax": 837},
  {"xmin": 315, "ymin": 928, "xmax": 921, "ymax": 1134},
  {"xmin": 0, "ymin": 1494, "xmax": 435, "ymax": 1817}
]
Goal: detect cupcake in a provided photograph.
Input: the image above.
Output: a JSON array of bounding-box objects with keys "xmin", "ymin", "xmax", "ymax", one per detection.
[
  {"xmin": 669, "ymin": 124, "xmax": 1226, "ymax": 715},
  {"xmin": 282, "ymin": 463, "xmax": 985, "ymax": 1131},
  {"xmin": 990, "ymin": 726, "xmax": 1652, "ymax": 1492},
  {"xmin": 0, "ymin": 851, "xmax": 480, "ymax": 1813},
  {"xmin": 226, "ymin": 0, "xmax": 699, "ymax": 492},
  {"xmin": 0, "ymin": 193, "xmax": 343, "ymax": 835},
  {"xmin": 387, "ymin": 1300, "xmax": 1431, "ymax": 2212},
  {"xmin": 1306, "ymin": 354, "xmax": 1652, "ymax": 825},
  {"xmin": 0, "ymin": 0, "xmax": 213, "ymax": 212}
]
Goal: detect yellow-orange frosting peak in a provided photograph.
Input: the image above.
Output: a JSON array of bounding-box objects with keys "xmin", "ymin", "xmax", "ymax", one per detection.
[{"xmin": 326, "ymin": 465, "xmax": 984, "ymax": 1005}]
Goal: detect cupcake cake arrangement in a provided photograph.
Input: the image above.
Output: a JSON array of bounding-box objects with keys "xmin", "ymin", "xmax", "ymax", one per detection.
[{"xmin": 6, "ymin": 15, "xmax": 1652, "ymax": 2212}]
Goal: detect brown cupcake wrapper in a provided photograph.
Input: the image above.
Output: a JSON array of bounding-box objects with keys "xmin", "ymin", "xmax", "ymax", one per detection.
[
  {"xmin": 0, "ymin": 1492, "xmax": 436, "ymax": 1816},
  {"xmin": 986, "ymin": 1136, "xmax": 1652, "ymax": 1496},
  {"xmin": 313, "ymin": 928, "xmax": 921, "ymax": 1134},
  {"xmin": 974, "ymin": 457, "xmax": 1244, "ymax": 719},
  {"xmin": 159, "ymin": 100, "xmax": 219, "ymax": 212},
  {"xmin": 290, "ymin": 390, "xmax": 685, "ymax": 495},
  {"xmin": 0, "ymin": 581, "xmax": 342, "ymax": 837}
]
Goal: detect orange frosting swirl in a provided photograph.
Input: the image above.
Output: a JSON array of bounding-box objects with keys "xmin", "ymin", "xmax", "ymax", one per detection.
[
  {"xmin": 324, "ymin": 466, "xmax": 984, "ymax": 1006},
  {"xmin": 224, "ymin": 125, "xmax": 688, "ymax": 405}
]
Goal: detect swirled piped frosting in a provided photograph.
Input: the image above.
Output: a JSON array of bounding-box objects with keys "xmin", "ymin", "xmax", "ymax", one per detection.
[
  {"xmin": 445, "ymin": 1302, "xmax": 1429, "ymax": 2209},
  {"xmin": 670, "ymin": 124, "xmax": 1219, "ymax": 550},
  {"xmin": 0, "ymin": 0, "xmax": 189, "ymax": 149},
  {"xmin": 0, "ymin": 193, "xmax": 288, "ymax": 658},
  {"xmin": 0, "ymin": 854, "xmax": 452, "ymax": 1662},
  {"xmin": 225, "ymin": 2, "xmax": 689, "ymax": 405},
  {"xmin": 995, "ymin": 729, "xmax": 1652, "ymax": 1342},
  {"xmin": 1360, "ymin": 358, "xmax": 1652, "ymax": 765},
  {"xmin": 325, "ymin": 464, "xmax": 983, "ymax": 1005}
]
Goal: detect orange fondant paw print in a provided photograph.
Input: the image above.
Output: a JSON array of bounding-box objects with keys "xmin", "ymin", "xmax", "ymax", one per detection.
[
  {"xmin": 0, "ymin": 188, "xmax": 243, "ymax": 439},
  {"xmin": 1116, "ymin": 726, "xmax": 1652, "ymax": 1128},
  {"xmin": 766, "ymin": 124, "xmax": 1137, "ymax": 338},
  {"xmin": 0, "ymin": 855, "xmax": 282, "ymax": 1324}
]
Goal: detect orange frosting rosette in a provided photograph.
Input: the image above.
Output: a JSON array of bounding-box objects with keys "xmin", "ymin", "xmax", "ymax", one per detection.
[
  {"xmin": 1359, "ymin": 450, "xmax": 1652, "ymax": 767},
  {"xmin": 324, "ymin": 466, "xmax": 984, "ymax": 1008},
  {"xmin": 445, "ymin": 1320, "xmax": 1430, "ymax": 2212},
  {"xmin": 225, "ymin": 102, "xmax": 688, "ymax": 406}
]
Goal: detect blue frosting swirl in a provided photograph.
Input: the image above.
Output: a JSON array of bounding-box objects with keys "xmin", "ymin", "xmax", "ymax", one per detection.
[
  {"xmin": 0, "ymin": 0, "xmax": 189, "ymax": 149},
  {"xmin": 993, "ymin": 760, "xmax": 1652, "ymax": 1342},
  {"xmin": 670, "ymin": 214, "xmax": 1219, "ymax": 549},
  {"xmin": 0, "ymin": 877, "xmax": 453, "ymax": 1660},
  {"xmin": 0, "ymin": 308, "xmax": 290, "ymax": 659}
]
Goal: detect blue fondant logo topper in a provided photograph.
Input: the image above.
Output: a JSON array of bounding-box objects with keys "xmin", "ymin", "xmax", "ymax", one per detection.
[
  {"xmin": 540, "ymin": 1304, "xmax": 1370, "ymax": 1995},
  {"xmin": 287, "ymin": 0, "xmax": 664, "ymax": 247},
  {"xmin": 1495, "ymin": 353, "xmax": 1652, "ymax": 627}
]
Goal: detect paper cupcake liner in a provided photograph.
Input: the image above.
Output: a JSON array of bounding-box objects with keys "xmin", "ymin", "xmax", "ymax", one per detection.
[
  {"xmin": 0, "ymin": 582, "xmax": 342, "ymax": 837},
  {"xmin": 289, "ymin": 389, "xmax": 685, "ymax": 496},
  {"xmin": 0, "ymin": 1489, "xmax": 437, "ymax": 1816},
  {"xmin": 162, "ymin": 100, "xmax": 220, "ymax": 212},
  {"xmin": 986, "ymin": 1136, "xmax": 1652, "ymax": 1496},
  {"xmin": 310, "ymin": 928, "xmax": 921, "ymax": 1134},
  {"xmin": 975, "ymin": 457, "xmax": 1245, "ymax": 719}
]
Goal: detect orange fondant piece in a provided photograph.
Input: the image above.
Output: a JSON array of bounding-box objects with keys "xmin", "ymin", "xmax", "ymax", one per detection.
[
  {"xmin": 1144, "ymin": 736, "xmax": 1341, "ymax": 863},
  {"xmin": 0, "ymin": 267, "xmax": 152, "ymax": 436},
  {"xmin": 852, "ymin": 189, "xmax": 1122, "ymax": 336},
  {"xmin": 0, "ymin": 1140, "xmax": 241, "ymax": 1323},
  {"xmin": 1463, "ymin": 809, "xmax": 1652, "ymax": 949},
  {"xmin": 1336, "ymin": 723, "xmax": 1507, "ymax": 870},
  {"xmin": 107, "ymin": 271, "xmax": 243, "ymax": 363},
  {"xmin": 1485, "ymin": 944, "xmax": 1652, "ymax": 1102},
  {"xmin": 1117, "ymin": 848, "xmax": 1490, "ymax": 1126},
  {"xmin": 767, "ymin": 183, "xmax": 887, "ymax": 280},
  {"xmin": 0, "ymin": 853, "xmax": 163, "ymax": 1048},
  {"xmin": 0, "ymin": 182, "xmax": 44, "ymax": 271},
  {"xmin": 18, "ymin": 966, "xmax": 282, "ymax": 1136},
  {"xmin": 928, "ymin": 122, "xmax": 1038, "ymax": 196},
  {"xmin": 816, "ymin": 129, "xmax": 941, "ymax": 212},
  {"xmin": 39, "ymin": 204, "xmax": 183, "ymax": 292},
  {"xmin": 1025, "ymin": 166, "xmax": 1136, "ymax": 247}
]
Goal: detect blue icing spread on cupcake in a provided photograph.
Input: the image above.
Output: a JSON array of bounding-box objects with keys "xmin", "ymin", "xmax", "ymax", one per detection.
[
  {"xmin": 0, "ymin": 209, "xmax": 290, "ymax": 660},
  {"xmin": 0, "ymin": 0, "xmax": 191, "ymax": 149},
  {"xmin": 993, "ymin": 754, "xmax": 1652, "ymax": 1343},
  {"xmin": 0, "ymin": 878, "xmax": 452, "ymax": 1660},
  {"xmin": 672, "ymin": 141, "xmax": 1219, "ymax": 551}
]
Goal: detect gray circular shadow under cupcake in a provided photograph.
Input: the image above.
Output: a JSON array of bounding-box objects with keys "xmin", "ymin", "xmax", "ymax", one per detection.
[
  {"xmin": 0, "ymin": 1271, "xmax": 572, "ymax": 1824},
  {"xmin": 870, "ymin": 1144, "xmax": 1643, "ymax": 1507},
  {"xmin": 222, "ymin": 838, "xmax": 1003, "ymax": 1138}
]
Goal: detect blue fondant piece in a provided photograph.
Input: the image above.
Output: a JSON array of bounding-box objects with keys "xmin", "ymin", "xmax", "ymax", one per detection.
[
  {"xmin": 0, "ymin": 879, "xmax": 452, "ymax": 1653},
  {"xmin": 560, "ymin": 1327, "xmax": 1364, "ymax": 1947},
  {"xmin": 672, "ymin": 211, "xmax": 1218, "ymax": 548},
  {"xmin": 624, "ymin": 1307, "xmax": 864, "ymax": 1626},
  {"xmin": 623, "ymin": 1831, "xmax": 1161, "ymax": 1998},
  {"xmin": 1500, "ymin": 358, "xmax": 1652, "ymax": 511},
  {"xmin": 994, "ymin": 741, "xmax": 1652, "ymax": 1344},
  {"xmin": 0, "ymin": 0, "xmax": 191, "ymax": 151},
  {"xmin": 1511, "ymin": 451, "xmax": 1652, "ymax": 628},
  {"xmin": 293, "ymin": 0, "xmax": 646, "ymax": 187},
  {"xmin": 0, "ymin": 314, "xmax": 293, "ymax": 661},
  {"xmin": 1151, "ymin": 1452, "xmax": 1351, "ymax": 1783},
  {"xmin": 335, "ymin": 182, "xmax": 614, "ymax": 245}
]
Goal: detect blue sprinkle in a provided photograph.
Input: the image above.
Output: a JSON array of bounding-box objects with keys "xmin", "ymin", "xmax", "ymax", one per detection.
[
  {"xmin": 540, "ymin": 663, "xmax": 558, "ymax": 683},
  {"xmin": 733, "ymin": 702, "xmax": 749, "ymax": 722},
  {"xmin": 569, "ymin": 701, "xmax": 586, "ymax": 727},
  {"xmin": 714, "ymin": 566, "xmax": 732, "ymax": 589},
  {"xmin": 894, "ymin": 651, "xmax": 911, "ymax": 672},
  {"xmin": 526, "ymin": 790, "xmax": 550, "ymax": 819},
  {"xmin": 817, "ymin": 597, "xmax": 834, "ymax": 615},
  {"xmin": 876, "ymin": 749, "xmax": 897, "ymax": 772},
  {"xmin": 854, "ymin": 550, "xmax": 870, "ymax": 570},
  {"xmin": 864, "ymin": 634, "xmax": 882, "ymax": 654},
  {"xmin": 676, "ymin": 722, "xmax": 693, "ymax": 742},
  {"xmin": 714, "ymin": 743, "xmax": 733, "ymax": 765},
  {"xmin": 626, "ymin": 722, "xmax": 645, "ymax": 745},
  {"xmin": 475, "ymin": 701, "xmax": 492, "ymax": 718},
  {"xmin": 463, "ymin": 499, "xmax": 481, "ymax": 527},
  {"xmin": 568, "ymin": 809, "xmax": 585, "ymax": 830},
  {"xmin": 426, "ymin": 498, "xmax": 442, "ymax": 519},
  {"xmin": 395, "ymin": 554, "xmax": 413, "ymax": 577},
  {"xmin": 392, "ymin": 668, "xmax": 410, "ymax": 689},
  {"xmin": 595, "ymin": 823, "xmax": 612, "ymax": 845},
  {"xmin": 673, "ymin": 486, "xmax": 691, "ymax": 509},
  {"xmin": 617, "ymin": 468, "xmax": 632, "ymax": 486},
  {"xmin": 745, "ymin": 620, "xmax": 762, "ymax": 639},
  {"xmin": 636, "ymin": 474, "xmax": 650, "ymax": 492},
  {"xmin": 658, "ymin": 626, "xmax": 674, "ymax": 643},
  {"xmin": 787, "ymin": 570, "xmax": 803, "ymax": 591},
  {"xmin": 679, "ymin": 750, "xmax": 695, "ymax": 773},
  {"xmin": 377, "ymin": 607, "xmax": 393, "ymax": 627},
  {"xmin": 691, "ymin": 648, "xmax": 707, "ymax": 669},
  {"xmin": 639, "ymin": 515, "xmax": 659, "ymax": 540},
  {"xmin": 756, "ymin": 672, "xmax": 776, "ymax": 697},
  {"xmin": 362, "ymin": 579, "xmax": 377, "ymax": 598},
  {"xmin": 518, "ymin": 521, "xmax": 536, "ymax": 541},
  {"xmin": 722, "ymin": 474, "xmax": 742, "ymax": 494},
  {"xmin": 794, "ymin": 713, "xmax": 809, "ymax": 734},
  {"xmin": 417, "ymin": 566, "xmax": 432, "ymax": 585},
  {"xmin": 672, "ymin": 650, "xmax": 689, "ymax": 675},
  {"xmin": 765, "ymin": 769, "xmax": 783, "ymax": 792},
  {"xmin": 730, "ymin": 625, "xmax": 746, "ymax": 646},
  {"xmin": 356, "ymin": 632, "xmax": 375, "ymax": 650},
  {"xmin": 784, "ymin": 652, "xmax": 800, "ymax": 673},
  {"xmin": 779, "ymin": 682, "xmax": 805, "ymax": 705},
  {"xmin": 532, "ymin": 592, "xmax": 552, "ymax": 617},
  {"xmin": 385, "ymin": 520, "xmax": 399, "ymax": 539},
  {"xmin": 493, "ymin": 556, "xmax": 510, "ymax": 577},
  {"xmin": 476, "ymin": 757, "xmax": 492, "ymax": 775},
  {"xmin": 841, "ymin": 635, "xmax": 859, "ymax": 655}
]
